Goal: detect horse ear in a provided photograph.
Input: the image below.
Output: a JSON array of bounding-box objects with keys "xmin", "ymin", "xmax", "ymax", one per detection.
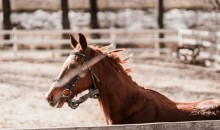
[
  {"xmin": 69, "ymin": 34, "xmax": 78, "ymax": 48},
  {"xmin": 78, "ymin": 33, "xmax": 88, "ymax": 50}
]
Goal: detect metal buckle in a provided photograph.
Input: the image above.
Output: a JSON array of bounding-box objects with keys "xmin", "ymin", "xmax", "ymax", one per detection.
[
  {"xmin": 89, "ymin": 89, "xmax": 100, "ymax": 99},
  {"xmin": 68, "ymin": 99, "xmax": 80, "ymax": 109},
  {"xmin": 62, "ymin": 89, "xmax": 72, "ymax": 97}
]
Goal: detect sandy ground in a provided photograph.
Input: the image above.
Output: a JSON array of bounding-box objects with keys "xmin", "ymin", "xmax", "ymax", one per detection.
[{"xmin": 0, "ymin": 51, "xmax": 220, "ymax": 129}]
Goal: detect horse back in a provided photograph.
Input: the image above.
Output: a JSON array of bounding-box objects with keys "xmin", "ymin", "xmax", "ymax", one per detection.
[
  {"xmin": 177, "ymin": 98, "xmax": 220, "ymax": 120},
  {"xmin": 144, "ymin": 89, "xmax": 220, "ymax": 121}
]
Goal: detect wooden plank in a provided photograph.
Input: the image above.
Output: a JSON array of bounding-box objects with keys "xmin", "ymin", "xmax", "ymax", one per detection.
[
  {"xmin": 180, "ymin": 38, "xmax": 213, "ymax": 47},
  {"xmin": 17, "ymin": 120, "xmax": 220, "ymax": 130},
  {"xmin": 179, "ymin": 29, "xmax": 216, "ymax": 37},
  {"xmin": 0, "ymin": 29, "xmax": 177, "ymax": 35},
  {"xmin": 0, "ymin": 29, "xmax": 219, "ymax": 62}
]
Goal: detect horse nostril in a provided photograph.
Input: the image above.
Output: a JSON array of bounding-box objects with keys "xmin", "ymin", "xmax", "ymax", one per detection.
[{"xmin": 47, "ymin": 94, "xmax": 53, "ymax": 103}]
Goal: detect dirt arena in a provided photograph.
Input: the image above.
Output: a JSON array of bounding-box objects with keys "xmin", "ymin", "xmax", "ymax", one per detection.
[{"xmin": 0, "ymin": 50, "xmax": 220, "ymax": 129}]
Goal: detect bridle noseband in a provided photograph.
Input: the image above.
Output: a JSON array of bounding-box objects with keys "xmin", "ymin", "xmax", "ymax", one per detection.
[{"xmin": 53, "ymin": 47, "xmax": 100, "ymax": 109}]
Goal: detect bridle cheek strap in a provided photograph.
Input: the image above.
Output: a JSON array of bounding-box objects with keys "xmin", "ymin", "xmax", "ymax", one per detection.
[
  {"xmin": 68, "ymin": 69, "xmax": 100, "ymax": 109},
  {"xmin": 67, "ymin": 48, "xmax": 100, "ymax": 109}
]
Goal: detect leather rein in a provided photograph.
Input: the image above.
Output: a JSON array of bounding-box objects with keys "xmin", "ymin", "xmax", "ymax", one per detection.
[{"xmin": 53, "ymin": 48, "xmax": 100, "ymax": 109}]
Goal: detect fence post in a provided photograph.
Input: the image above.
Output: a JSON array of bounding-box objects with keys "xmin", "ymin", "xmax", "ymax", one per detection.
[
  {"xmin": 178, "ymin": 29, "xmax": 182, "ymax": 46},
  {"xmin": 216, "ymin": 31, "xmax": 220, "ymax": 51},
  {"xmin": 110, "ymin": 27, "xmax": 116, "ymax": 49},
  {"xmin": 12, "ymin": 28, "xmax": 18, "ymax": 58},
  {"xmin": 154, "ymin": 29, "xmax": 160, "ymax": 56}
]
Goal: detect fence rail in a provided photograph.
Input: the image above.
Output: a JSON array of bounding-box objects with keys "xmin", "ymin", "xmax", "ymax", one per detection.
[
  {"xmin": 0, "ymin": 28, "xmax": 177, "ymax": 57},
  {"xmin": 0, "ymin": 28, "xmax": 220, "ymax": 63},
  {"xmin": 0, "ymin": 28, "xmax": 178, "ymax": 44},
  {"xmin": 178, "ymin": 29, "xmax": 220, "ymax": 63},
  {"xmin": 18, "ymin": 120, "xmax": 220, "ymax": 130}
]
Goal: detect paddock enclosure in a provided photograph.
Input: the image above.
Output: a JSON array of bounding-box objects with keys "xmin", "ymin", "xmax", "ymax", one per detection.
[{"xmin": 1, "ymin": 1, "xmax": 220, "ymax": 128}]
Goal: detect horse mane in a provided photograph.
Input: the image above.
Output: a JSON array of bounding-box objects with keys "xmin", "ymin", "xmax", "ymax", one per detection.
[{"xmin": 92, "ymin": 45, "xmax": 133, "ymax": 73}]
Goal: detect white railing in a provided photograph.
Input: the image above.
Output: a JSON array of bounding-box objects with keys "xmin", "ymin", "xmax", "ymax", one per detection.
[
  {"xmin": 178, "ymin": 29, "xmax": 220, "ymax": 48},
  {"xmin": 0, "ymin": 28, "xmax": 220, "ymax": 63},
  {"xmin": 0, "ymin": 28, "xmax": 177, "ymax": 58},
  {"xmin": 178, "ymin": 29, "xmax": 220, "ymax": 62}
]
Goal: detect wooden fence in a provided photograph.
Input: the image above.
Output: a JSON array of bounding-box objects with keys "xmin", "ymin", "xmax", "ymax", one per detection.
[
  {"xmin": 0, "ymin": 28, "xmax": 177, "ymax": 58},
  {"xmin": 0, "ymin": 28, "xmax": 220, "ymax": 62},
  {"xmin": 178, "ymin": 29, "xmax": 220, "ymax": 62},
  {"xmin": 19, "ymin": 120, "xmax": 220, "ymax": 130}
]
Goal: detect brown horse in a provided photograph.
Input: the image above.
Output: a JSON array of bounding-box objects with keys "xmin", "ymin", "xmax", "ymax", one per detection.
[{"xmin": 45, "ymin": 33, "xmax": 220, "ymax": 125}]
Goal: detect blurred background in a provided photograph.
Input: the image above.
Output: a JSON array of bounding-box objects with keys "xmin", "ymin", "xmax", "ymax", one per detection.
[{"xmin": 0, "ymin": 0, "xmax": 220, "ymax": 129}]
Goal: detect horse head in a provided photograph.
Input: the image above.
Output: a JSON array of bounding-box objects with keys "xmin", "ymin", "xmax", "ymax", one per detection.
[{"xmin": 45, "ymin": 33, "xmax": 104, "ymax": 108}]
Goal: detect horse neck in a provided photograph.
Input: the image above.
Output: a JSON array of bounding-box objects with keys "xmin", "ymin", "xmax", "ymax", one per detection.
[
  {"xmin": 93, "ymin": 57, "xmax": 146, "ymax": 123},
  {"xmin": 95, "ymin": 57, "xmax": 138, "ymax": 94}
]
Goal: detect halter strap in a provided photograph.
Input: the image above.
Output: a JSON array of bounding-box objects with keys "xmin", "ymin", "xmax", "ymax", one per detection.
[{"xmin": 53, "ymin": 47, "xmax": 100, "ymax": 109}]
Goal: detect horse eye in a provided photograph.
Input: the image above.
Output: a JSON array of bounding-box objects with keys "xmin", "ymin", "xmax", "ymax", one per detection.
[{"xmin": 71, "ymin": 64, "xmax": 77, "ymax": 68}]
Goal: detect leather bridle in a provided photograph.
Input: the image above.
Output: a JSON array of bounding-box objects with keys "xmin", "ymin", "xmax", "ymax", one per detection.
[{"xmin": 53, "ymin": 47, "xmax": 100, "ymax": 109}]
